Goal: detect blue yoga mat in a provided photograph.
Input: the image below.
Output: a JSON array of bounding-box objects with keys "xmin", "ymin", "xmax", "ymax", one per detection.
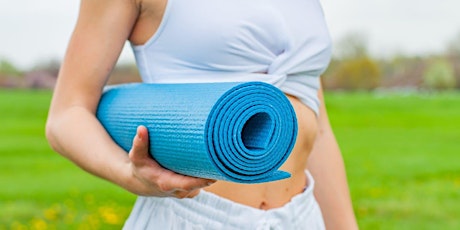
[{"xmin": 96, "ymin": 81, "xmax": 297, "ymax": 183}]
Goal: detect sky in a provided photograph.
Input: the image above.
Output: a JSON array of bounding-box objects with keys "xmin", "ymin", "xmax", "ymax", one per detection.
[{"xmin": 1, "ymin": 0, "xmax": 460, "ymax": 69}]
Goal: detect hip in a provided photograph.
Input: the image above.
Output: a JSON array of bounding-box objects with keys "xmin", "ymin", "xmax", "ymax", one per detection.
[{"xmin": 124, "ymin": 171, "xmax": 325, "ymax": 230}]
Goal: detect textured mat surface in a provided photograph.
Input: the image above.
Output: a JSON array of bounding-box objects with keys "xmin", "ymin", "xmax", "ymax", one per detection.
[{"xmin": 96, "ymin": 82, "xmax": 297, "ymax": 183}]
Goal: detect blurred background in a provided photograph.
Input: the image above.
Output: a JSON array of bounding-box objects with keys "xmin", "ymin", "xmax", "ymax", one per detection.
[{"xmin": 1, "ymin": 0, "xmax": 459, "ymax": 229}]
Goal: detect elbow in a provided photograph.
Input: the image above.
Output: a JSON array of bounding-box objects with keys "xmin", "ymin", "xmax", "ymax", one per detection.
[{"xmin": 45, "ymin": 117, "xmax": 62, "ymax": 154}]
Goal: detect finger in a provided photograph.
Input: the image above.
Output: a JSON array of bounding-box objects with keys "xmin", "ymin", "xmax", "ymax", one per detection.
[
  {"xmin": 129, "ymin": 125, "xmax": 150, "ymax": 162},
  {"xmin": 173, "ymin": 188, "xmax": 201, "ymax": 199},
  {"xmin": 185, "ymin": 189, "xmax": 201, "ymax": 198},
  {"xmin": 136, "ymin": 125, "xmax": 149, "ymax": 140},
  {"xmin": 156, "ymin": 172, "xmax": 216, "ymax": 193}
]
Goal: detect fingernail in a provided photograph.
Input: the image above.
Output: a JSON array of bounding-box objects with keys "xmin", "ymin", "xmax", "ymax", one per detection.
[{"xmin": 137, "ymin": 126, "xmax": 143, "ymax": 141}]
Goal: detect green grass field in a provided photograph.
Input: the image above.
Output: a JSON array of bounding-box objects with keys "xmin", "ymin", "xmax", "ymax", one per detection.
[{"xmin": 1, "ymin": 89, "xmax": 459, "ymax": 229}]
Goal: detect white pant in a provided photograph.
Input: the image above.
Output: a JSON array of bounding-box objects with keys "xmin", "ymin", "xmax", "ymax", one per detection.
[{"xmin": 124, "ymin": 171, "xmax": 325, "ymax": 229}]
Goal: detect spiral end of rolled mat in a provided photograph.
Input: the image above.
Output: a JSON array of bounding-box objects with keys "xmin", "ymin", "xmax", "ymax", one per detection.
[
  {"xmin": 205, "ymin": 82, "xmax": 297, "ymax": 183},
  {"xmin": 96, "ymin": 81, "xmax": 297, "ymax": 183}
]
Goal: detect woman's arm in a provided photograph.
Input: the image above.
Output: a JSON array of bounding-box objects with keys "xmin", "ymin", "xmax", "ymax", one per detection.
[
  {"xmin": 46, "ymin": 0, "xmax": 214, "ymax": 198},
  {"xmin": 308, "ymin": 86, "xmax": 359, "ymax": 229}
]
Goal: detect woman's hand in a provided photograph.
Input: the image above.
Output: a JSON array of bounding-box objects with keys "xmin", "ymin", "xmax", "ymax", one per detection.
[{"xmin": 127, "ymin": 126, "xmax": 216, "ymax": 198}]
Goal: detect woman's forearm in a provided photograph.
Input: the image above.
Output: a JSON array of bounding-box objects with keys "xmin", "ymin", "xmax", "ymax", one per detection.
[
  {"xmin": 308, "ymin": 127, "xmax": 358, "ymax": 229},
  {"xmin": 46, "ymin": 105, "xmax": 132, "ymax": 189},
  {"xmin": 308, "ymin": 88, "xmax": 358, "ymax": 229}
]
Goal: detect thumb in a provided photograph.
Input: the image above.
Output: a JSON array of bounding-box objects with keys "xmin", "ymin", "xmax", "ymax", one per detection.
[{"xmin": 129, "ymin": 125, "xmax": 150, "ymax": 161}]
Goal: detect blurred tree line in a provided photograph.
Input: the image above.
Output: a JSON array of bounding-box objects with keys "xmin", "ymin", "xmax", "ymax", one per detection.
[
  {"xmin": 0, "ymin": 59, "xmax": 141, "ymax": 89},
  {"xmin": 1, "ymin": 31, "xmax": 460, "ymax": 91},
  {"xmin": 322, "ymin": 31, "xmax": 460, "ymax": 91}
]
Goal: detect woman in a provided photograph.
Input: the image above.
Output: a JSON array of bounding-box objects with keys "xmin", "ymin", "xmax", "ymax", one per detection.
[{"xmin": 46, "ymin": 0, "xmax": 358, "ymax": 229}]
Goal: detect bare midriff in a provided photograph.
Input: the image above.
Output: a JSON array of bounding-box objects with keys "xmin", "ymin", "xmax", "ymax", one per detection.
[
  {"xmin": 204, "ymin": 95, "xmax": 318, "ymax": 210},
  {"xmin": 129, "ymin": 0, "xmax": 319, "ymax": 210}
]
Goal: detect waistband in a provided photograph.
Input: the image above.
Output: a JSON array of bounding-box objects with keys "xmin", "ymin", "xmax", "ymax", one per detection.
[{"xmin": 153, "ymin": 170, "xmax": 317, "ymax": 228}]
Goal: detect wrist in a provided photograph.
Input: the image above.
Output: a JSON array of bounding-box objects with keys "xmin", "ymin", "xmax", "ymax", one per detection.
[
  {"xmin": 116, "ymin": 157, "xmax": 159, "ymax": 197},
  {"xmin": 117, "ymin": 157, "xmax": 142, "ymax": 194}
]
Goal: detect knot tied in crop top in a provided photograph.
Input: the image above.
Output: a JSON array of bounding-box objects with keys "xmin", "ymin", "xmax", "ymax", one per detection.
[{"xmin": 131, "ymin": 0, "xmax": 332, "ymax": 115}]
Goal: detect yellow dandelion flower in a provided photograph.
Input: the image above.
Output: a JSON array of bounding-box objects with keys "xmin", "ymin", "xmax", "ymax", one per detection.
[
  {"xmin": 44, "ymin": 208, "xmax": 58, "ymax": 221},
  {"xmin": 30, "ymin": 218, "xmax": 48, "ymax": 230},
  {"xmin": 99, "ymin": 206, "xmax": 121, "ymax": 225}
]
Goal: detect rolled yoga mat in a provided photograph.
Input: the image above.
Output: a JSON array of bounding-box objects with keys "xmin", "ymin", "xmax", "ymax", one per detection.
[{"xmin": 96, "ymin": 81, "xmax": 297, "ymax": 183}]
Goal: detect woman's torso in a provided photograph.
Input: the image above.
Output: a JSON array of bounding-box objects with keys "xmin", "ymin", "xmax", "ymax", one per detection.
[{"xmin": 129, "ymin": 0, "xmax": 330, "ymax": 209}]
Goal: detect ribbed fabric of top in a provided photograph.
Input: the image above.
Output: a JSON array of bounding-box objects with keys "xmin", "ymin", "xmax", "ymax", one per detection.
[
  {"xmin": 131, "ymin": 0, "xmax": 332, "ymax": 115},
  {"xmin": 96, "ymin": 82, "xmax": 297, "ymax": 183}
]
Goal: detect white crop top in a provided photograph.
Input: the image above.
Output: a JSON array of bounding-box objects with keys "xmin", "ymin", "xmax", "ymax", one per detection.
[{"xmin": 131, "ymin": 0, "xmax": 332, "ymax": 115}]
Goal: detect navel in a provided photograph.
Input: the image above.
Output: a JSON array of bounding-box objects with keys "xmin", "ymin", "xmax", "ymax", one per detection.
[{"xmin": 259, "ymin": 201, "xmax": 268, "ymax": 210}]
